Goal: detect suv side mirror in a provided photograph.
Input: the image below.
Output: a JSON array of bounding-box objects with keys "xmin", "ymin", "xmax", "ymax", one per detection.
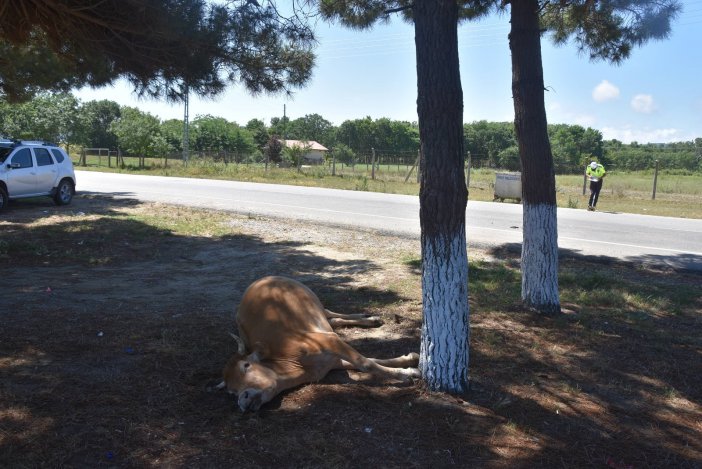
[{"xmin": 8, "ymin": 162, "xmax": 20, "ymax": 169}]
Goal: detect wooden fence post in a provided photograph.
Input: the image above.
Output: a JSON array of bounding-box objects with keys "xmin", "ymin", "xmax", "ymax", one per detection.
[
  {"xmin": 652, "ymin": 160, "xmax": 659, "ymax": 200},
  {"xmin": 465, "ymin": 151, "xmax": 471, "ymax": 197},
  {"xmin": 404, "ymin": 149, "xmax": 421, "ymax": 183}
]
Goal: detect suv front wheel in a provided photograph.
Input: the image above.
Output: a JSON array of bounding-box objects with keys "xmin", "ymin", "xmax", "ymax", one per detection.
[
  {"xmin": 0, "ymin": 186, "xmax": 7, "ymax": 212},
  {"xmin": 53, "ymin": 179, "xmax": 74, "ymax": 206}
]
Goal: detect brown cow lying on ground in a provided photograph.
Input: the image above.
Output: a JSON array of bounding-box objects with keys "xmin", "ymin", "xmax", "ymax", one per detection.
[{"xmin": 216, "ymin": 276, "xmax": 420, "ymax": 412}]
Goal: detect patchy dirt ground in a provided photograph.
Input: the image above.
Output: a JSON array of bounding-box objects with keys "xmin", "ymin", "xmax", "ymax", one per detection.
[{"xmin": 1, "ymin": 195, "xmax": 701, "ymax": 468}]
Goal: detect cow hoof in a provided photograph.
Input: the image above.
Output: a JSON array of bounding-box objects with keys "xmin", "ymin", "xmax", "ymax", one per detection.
[
  {"xmin": 404, "ymin": 352, "xmax": 420, "ymax": 365},
  {"xmin": 406, "ymin": 368, "xmax": 421, "ymax": 381},
  {"xmin": 365, "ymin": 316, "xmax": 383, "ymax": 327},
  {"xmin": 396, "ymin": 367, "xmax": 421, "ymax": 382}
]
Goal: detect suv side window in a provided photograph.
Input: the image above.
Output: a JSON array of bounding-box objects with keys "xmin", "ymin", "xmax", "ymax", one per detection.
[
  {"xmin": 50, "ymin": 148, "xmax": 66, "ymax": 163},
  {"xmin": 35, "ymin": 148, "xmax": 54, "ymax": 166},
  {"xmin": 0, "ymin": 147, "xmax": 11, "ymax": 163},
  {"xmin": 11, "ymin": 148, "xmax": 33, "ymax": 168}
]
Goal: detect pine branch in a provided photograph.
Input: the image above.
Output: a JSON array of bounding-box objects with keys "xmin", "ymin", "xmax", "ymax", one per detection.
[{"xmin": 384, "ymin": 4, "xmax": 413, "ymax": 15}]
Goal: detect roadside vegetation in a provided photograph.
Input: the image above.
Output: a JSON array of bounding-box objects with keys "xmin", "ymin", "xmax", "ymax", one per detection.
[
  {"xmin": 3, "ymin": 92, "xmax": 700, "ymax": 217},
  {"xmin": 1, "ymin": 95, "xmax": 700, "ymax": 168},
  {"xmin": 1, "ymin": 197, "xmax": 699, "ymax": 466},
  {"xmin": 0, "ymin": 93, "xmax": 702, "ymax": 218},
  {"xmin": 2, "ymin": 93, "xmax": 700, "ymax": 174}
]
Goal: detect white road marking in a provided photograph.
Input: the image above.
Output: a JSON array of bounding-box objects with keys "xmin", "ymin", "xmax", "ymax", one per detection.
[
  {"xmin": 559, "ymin": 235, "xmax": 702, "ymax": 256},
  {"xmin": 116, "ymin": 188, "xmax": 420, "ymax": 222}
]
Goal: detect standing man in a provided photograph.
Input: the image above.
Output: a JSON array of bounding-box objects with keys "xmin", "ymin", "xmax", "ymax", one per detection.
[{"xmin": 586, "ymin": 161, "xmax": 606, "ymax": 211}]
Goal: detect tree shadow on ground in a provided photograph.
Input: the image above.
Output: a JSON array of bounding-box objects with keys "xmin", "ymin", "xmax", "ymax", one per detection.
[
  {"xmin": 490, "ymin": 241, "xmax": 702, "ymax": 275},
  {"xmin": 2, "ymin": 197, "xmax": 700, "ymax": 467},
  {"xmin": 1, "ymin": 194, "xmax": 423, "ymax": 467},
  {"xmin": 470, "ymin": 243, "xmax": 702, "ymax": 467}
]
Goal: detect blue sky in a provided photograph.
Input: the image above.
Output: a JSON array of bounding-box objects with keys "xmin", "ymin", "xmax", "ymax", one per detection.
[{"xmin": 75, "ymin": 1, "xmax": 702, "ymax": 144}]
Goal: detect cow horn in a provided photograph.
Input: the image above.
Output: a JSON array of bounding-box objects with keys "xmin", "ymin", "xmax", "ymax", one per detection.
[{"xmin": 229, "ymin": 333, "xmax": 246, "ymax": 355}]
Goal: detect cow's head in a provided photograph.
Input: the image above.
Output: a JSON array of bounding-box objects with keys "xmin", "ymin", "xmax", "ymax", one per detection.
[{"xmin": 221, "ymin": 334, "xmax": 278, "ymax": 412}]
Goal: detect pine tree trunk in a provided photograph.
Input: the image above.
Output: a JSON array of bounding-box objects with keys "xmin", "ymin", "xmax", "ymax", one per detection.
[
  {"xmin": 414, "ymin": 0, "xmax": 470, "ymax": 393},
  {"xmin": 509, "ymin": 0, "xmax": 561, "ymax": 315}
]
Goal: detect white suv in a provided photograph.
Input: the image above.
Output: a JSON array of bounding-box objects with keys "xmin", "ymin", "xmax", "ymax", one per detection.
[{"xmin": 0, "ymin": 140, "xmax": 76, "ymax": 212}]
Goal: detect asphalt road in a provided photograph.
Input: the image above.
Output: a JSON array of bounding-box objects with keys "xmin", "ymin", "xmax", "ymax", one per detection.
[{"xmin": 76, "ymin": 171, "xmax": 702, "ymax": 273}]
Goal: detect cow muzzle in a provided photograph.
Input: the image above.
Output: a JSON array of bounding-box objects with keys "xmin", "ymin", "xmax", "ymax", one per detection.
[{"xmin": 238, "ymin": 388, "xmax": 264, "ymax": 412}]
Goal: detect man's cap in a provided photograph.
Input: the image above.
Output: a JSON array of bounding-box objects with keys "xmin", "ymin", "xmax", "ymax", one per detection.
[{"xmin": 590, "ymin": 162, "xmax": 598, "ymax": 169}]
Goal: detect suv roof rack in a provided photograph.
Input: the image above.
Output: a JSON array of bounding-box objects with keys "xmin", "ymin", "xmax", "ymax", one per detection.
[
  {"xmin": 20, "ymin": 140, "xmax": 58, "ymax": 146},
  {"xmin": 0, "ymin": 139, "xmax": 58, "ymax": 147}
]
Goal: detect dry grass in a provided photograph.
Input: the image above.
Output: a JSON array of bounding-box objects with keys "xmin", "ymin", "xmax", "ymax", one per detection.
[{"xmin": 1, "ymin": 195, "xmax": 701, "ymax": 467}]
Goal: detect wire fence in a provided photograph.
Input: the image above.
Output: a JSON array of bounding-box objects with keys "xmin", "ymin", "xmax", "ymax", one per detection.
[
  {"xmin": 72, "ymin": 148, "xmax": 701, "ymax": 202},
  {"xmin": 75, "ymin": 147, "xmax": 697, "ymax": 175},
  {"xmin": 75, "ymin": 149, "xmax": 427, "ymax": 181}
]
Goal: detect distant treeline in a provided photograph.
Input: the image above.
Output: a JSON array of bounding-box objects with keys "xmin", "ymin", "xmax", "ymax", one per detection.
[
  {"xmin": 1, "ymin": 93, "xmax": 700, "ymax": 173},
  {"xmin": 463, "ymin": 121, "xmax": 701, "ymax": 173}
]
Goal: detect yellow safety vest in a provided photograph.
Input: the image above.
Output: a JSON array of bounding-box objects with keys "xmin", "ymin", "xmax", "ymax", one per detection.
[{"xmin": 586, "ymin": 165, "xmax": 606, "ymax": 180}]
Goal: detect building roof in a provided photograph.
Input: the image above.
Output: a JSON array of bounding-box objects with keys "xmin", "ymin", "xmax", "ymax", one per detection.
[{"xmin": 281, "ymin": 140, "xmax": 328, "ymax": 151}]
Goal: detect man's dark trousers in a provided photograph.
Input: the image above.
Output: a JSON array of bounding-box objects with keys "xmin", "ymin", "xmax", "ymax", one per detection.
[{"xmin": 589, "ymin": 179, "xmax": 603, "ymax": 208}]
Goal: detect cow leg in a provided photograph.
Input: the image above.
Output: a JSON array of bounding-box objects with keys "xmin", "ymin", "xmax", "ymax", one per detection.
[
  {"xmin": 339, "ymin": 352, "xmax": 419, "ymax": 369},
  {"xmin": 324, "ymin": 309, "xmax": 383, "ymax": 328},
  {"xmin": 311, "ymin": 332, "xmax": 420, "ymax": 381},
  {"xmin": 372, "ymin": 353, "xmax": 419, "ymax": 368}
]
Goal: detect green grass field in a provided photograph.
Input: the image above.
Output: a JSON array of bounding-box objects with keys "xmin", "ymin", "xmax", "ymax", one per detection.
[{"xmin": 72, "ymin": 155, "xmax": 702, "ymax": 219}]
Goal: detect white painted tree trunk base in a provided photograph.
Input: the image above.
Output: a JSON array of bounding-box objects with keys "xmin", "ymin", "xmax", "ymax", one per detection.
[
  {"xmin": 522, "ymin": 202, "xmax": 560, "ymax": 314},
  {"xmin": 419, "ymin": 230, "xmax": 470, "ymax": 393}
]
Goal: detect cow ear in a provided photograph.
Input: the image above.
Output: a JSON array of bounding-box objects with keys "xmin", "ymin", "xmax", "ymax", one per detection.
[
  {"xmin": 250, "ymin": 341, "xmax": 270, "ymax": 359},
  {"xmin": 247, "ymin": 350, "xmax": 262, "ymax": 363}
]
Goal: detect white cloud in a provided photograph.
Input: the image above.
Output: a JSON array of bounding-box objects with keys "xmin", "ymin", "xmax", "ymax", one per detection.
[
  {"xmin": 630, "ymin": 94, "xmax": 656, "ymax": 114},
  {"xmin": 573, "ymin": 114, "xmax": 597, "ymax": 127},
  {"xmin": 546, "ymin": 100, "xmax": 596, "ymax": 127},
  {"xmin": 547, "ymin": 102, "xmax": 562, "ymax": 113},
  {"xmin": 600, "ymin": 126, "xmax": 686, "ymax": 143},
  {"xmin": 592, "ymin": 80, "xmax": 620, "ymax": 102}
]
